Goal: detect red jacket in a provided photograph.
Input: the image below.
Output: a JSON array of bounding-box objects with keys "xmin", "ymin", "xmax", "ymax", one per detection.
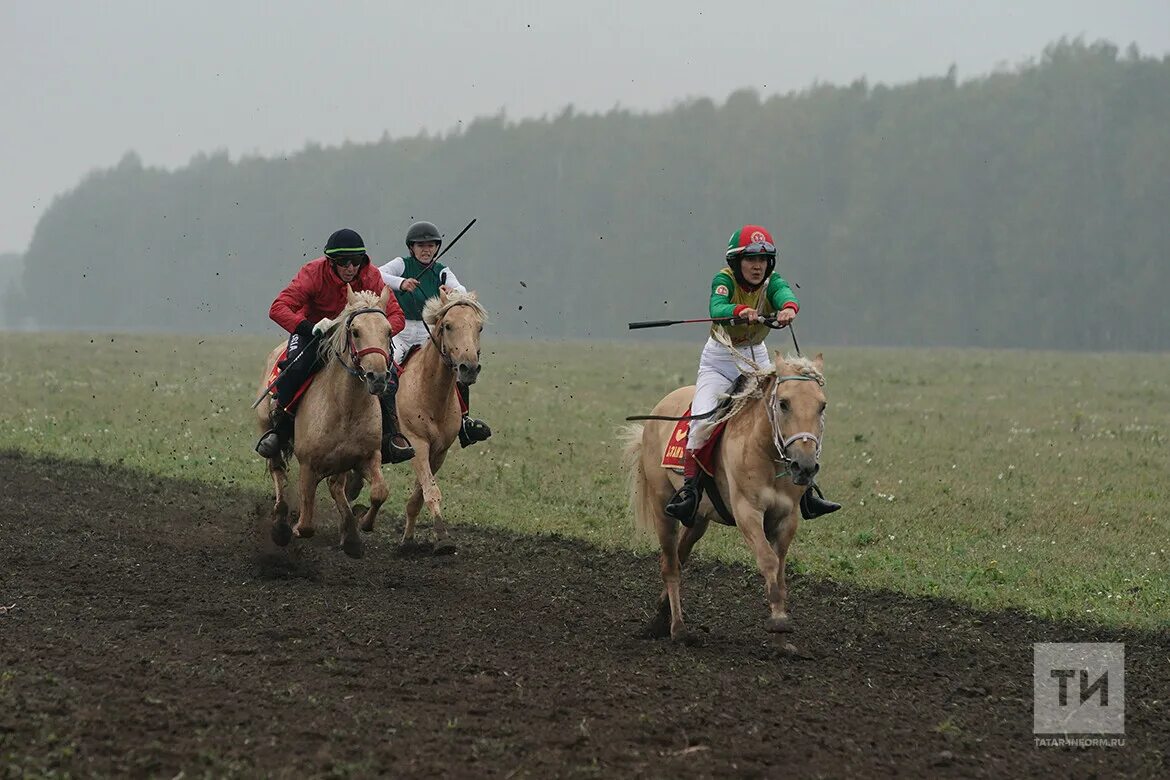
[{"xmin": 269, "ymin": 257, "xmax": 406, "ymax": 335}]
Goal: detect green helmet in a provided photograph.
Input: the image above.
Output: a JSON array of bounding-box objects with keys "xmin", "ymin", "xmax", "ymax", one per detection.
[{"xmin": 405, "ymin": 221, "xmax": 442, "ymax": 256}]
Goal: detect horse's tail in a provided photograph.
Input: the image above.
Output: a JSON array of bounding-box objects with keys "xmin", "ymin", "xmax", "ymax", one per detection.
[{"xmin": 619, "ymin": 424, "xmax": 656, "ymax": 534}]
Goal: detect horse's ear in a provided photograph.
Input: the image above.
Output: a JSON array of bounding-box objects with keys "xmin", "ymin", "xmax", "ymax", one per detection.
[
  {"xmin": 377, "ymin": 286, "xmax": 390, "ymax": 308},
  {"xmin": 439, "ymin": 287, "xmax": 449, "ymax": 305},
  {"xmin": 346, "ymin": 283, "xmax": 357, "ymax": 304},
  {"xmin": 773, "ymin": 350, "xmax": 789, "ymax": 371},
  {"xmin": 813, "ymin": 352, "xmax": 824, "ymax": 372}
]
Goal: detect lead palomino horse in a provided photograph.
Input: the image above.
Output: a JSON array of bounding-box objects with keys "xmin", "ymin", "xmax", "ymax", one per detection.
[
  {"xmin": 623, "ymin": 345, "xmax": 827, "ymax": 641},
  {"xmin": 254, "ymin": 286, "xmax": 394, "ymax": 559},
  {"xmin": 348, "ymin": 289, "xmax": 488, "ymax": 554}
]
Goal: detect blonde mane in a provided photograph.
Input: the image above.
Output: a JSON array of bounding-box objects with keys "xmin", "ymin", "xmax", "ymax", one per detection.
[
  {"xmin": 422, "ymin": 291, "xmax": 489, "ymax": 327},
  {"xmin": 318, "ymin": 290, "xmax": 386, "ymax": 359}
]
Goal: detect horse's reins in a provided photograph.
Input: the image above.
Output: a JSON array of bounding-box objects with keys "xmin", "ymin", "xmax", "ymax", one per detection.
[{"xmin": 335, "ymin": 307, "xmax": 392, "ymax": 380}]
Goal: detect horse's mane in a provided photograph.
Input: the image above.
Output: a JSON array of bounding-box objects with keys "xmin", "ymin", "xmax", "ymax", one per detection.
[
  {"xmin": 691, "ymin": 330, "xmax": 824, "ymax": 440},
  {"xmin": 422, "ymin": 291, "xmax": 488, "ymax": 326},
  {"xmin": 318, "ymin": 290, "xmax": 386, "ymax": 360}
]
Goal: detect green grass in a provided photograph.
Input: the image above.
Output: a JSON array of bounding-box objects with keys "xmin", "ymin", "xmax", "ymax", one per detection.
[{"xmin": 1, "ymin": 332, "xmax": 1168, "ymax": 628}]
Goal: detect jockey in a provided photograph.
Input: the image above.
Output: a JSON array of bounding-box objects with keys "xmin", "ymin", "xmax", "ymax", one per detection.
[
  {"xmin": 378, "ymin": 220, "xmax": 492, "ymax": 448},
  {"xmin": 255, "ymin": 228, "xmax": 415, "ymax": 464},
  {"xmin": 664, "ymin": 224, "xmax": 841, "ymax": 525}
]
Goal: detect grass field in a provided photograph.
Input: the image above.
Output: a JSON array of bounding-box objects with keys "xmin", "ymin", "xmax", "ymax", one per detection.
[{"xmin": 1, "ymin": 331, "xmax": 1167, "ymax": 628}]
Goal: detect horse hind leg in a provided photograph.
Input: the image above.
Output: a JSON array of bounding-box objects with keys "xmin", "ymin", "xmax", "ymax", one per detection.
[
  {"xmin": 269, "ymin": 456, "xmax": 293, "ymax": 547},
  {"xmin": 650, "ymin": 513, "xmax": 698, "ymax": 645}
]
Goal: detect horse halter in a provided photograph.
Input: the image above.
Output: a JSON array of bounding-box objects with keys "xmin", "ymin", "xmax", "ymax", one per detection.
[
  {"xmin": 336, "ymin": 307, "xmax": 391, "ymax": 380},
  {"xmin": 422, "ymin": 301, "xmax": 479, "ymax": 372},
  {"xmin": 765, "ymin": 374, "xmax": 825, "ymax": 473}
]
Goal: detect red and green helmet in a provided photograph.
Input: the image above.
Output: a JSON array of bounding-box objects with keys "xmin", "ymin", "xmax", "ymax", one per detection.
[
  {"xmin": 726, "ymin": 224, "xmax": 777, "ymax": 259},
  {"xmin": 725, "ymin": 224, "xmax": 777, "ymax": 288}
]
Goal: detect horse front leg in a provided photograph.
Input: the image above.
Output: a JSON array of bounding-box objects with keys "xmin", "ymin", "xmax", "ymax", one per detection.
[
  {"xmin": 327, "ymin": 473, "xmax": 363, "ymax": 559},
  {"xmin": 269, "ymin": 456, "xmax": 292, "ymax": 547},
  {"xmin": 767, "ymin": 507, "xmax": 800, "ymax": 633},
  {"xmin": 425, "ymin": 448, "xmax": 454, "ymax": 555},
  {"xmin": 400, "ymin": 481, "xmax": 424, "ymax": 548},
  {"xmin": 732, "ymin": 496, "xmax": 789, "ymax": 633},
  {"xmin": 293, "ymin": 464, "xmax": 320, "ymax": 539},
  {"xmin": 358, "ymin": 455, "xmax": 389, "ymax": 534}
]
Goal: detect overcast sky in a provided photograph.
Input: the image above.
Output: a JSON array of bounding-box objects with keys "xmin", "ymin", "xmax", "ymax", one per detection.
[{"xmin": 3, "ymin": 0, "xmax": 1168, "ymax": 253}]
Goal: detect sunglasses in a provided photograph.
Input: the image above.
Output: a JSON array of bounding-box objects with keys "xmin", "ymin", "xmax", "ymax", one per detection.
[{"xmin": 331, "ymin": 254, "xmax": 366, "ymax": 267}]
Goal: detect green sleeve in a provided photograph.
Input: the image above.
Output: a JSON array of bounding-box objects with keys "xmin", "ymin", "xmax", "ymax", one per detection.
[
  {"xmin": 767, "ymin": 273, "xmax": 799, "ymax": 311},
  {"xmin": 709, "ymin": 271, "xmax": 739, "ymax": 319}
]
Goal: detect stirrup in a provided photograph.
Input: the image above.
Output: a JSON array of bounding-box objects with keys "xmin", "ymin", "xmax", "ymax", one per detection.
[
  {"xmin": 799, "ymin": 484, "xmax": 841, "ymax": 520},
  {"xmin": 382, "ymin": 434, "xmax": 415, "ymax": 464},
  {"xmin": 459, "ymin": 416, "xmax": 492, "ymax": 448},
  {"xmin": 255, "ymin": 429, "xmax": 282, "ymax": 458},
  {"xmin": 664, "ymin": 481, "xmax": 701, "ymax": 528}
]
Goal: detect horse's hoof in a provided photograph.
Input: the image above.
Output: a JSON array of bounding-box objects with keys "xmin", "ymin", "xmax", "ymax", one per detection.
[
  {"xmin": 432, "ymin": 539, "xmax": 457, "ymax": 556},
  {"xmin": 396, "ymin": 539, "xmax": 425, "ymax": 557},
  {"xmin": 671, "ymin": 628, "xmax": 701, "ymax": 647},
  {"xmin": 352, "ymin": 504, "xmax": 369, "ymax": 519},
  {"xmin": 766, "ymin": 615, "xmax": 794, "ymax": 633},
  {"xmin": 271, "ymin": 522, "xmax": 293, "ymax": 547},
  {"xmin": 341, "ymin": 536, "xmax": 364, "ymax": 559},
  {"xmin": 274, "ymin": 500, "xmax": 289, "ymax": 520},
  {"xmin": 293, "ymin": 525, "xmax": 315, "ymax": 539},
  {"xmin": 359, "ymin": 518, "xmax": 375, "ymax": 534}
]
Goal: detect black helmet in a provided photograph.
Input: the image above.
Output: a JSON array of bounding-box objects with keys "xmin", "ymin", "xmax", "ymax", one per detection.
[
  {"xmin": 405, "ymin": 221, "xmax": 442, "ymax": 256},
  {"xmin": 324, "ymin": 228, "xmax": 368, "ymax": 263}
]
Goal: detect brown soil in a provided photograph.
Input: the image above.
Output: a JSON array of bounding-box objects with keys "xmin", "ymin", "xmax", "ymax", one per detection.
[{"xmin": 1, "ymin": 451, "xmax": 1166, "ymax": 778}]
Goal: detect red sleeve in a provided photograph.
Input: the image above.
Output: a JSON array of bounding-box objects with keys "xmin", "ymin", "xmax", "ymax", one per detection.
[
  {"xmin": 384, "ymin": 286, "xmax": 406, "ymax": 336},
  {"xmin": 270, "ymin": 264, "xmax": 314, "ymax": 333}
]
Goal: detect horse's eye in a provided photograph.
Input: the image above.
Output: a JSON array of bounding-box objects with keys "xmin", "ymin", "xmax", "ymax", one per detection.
[
  {"xmin": 478, "ymin": 325, "xmax": 483, "ymax": 333},
  {"xmin": 349, "ymin": 328, "xmax": 357, "ymax": 338},
  {"xmin": 819, "ymin": 403, "xmax": 827, "ymax": 414},
  {"xmin": 778, "ymin": 399, "xmax": 791, "ymax": 413},
  {"xmin": 444, "ymin": 323, "xmax": 452, "ymax": 331}
]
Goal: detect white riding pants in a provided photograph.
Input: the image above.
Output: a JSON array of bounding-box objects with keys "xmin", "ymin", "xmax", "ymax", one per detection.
[
  {"xmin": 392, "ymin": 320, "xmax": 429, "ymax": 364},
  {"xmin": 688, "ymin": 337, "xmax": 769, "ymax": 450}
]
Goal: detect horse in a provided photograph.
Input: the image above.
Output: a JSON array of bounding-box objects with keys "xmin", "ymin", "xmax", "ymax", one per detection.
[
  {"xmin": 254, "ymin": 286, "xmax": 394, "ymax": 559},
  {"xmin": 349, "ymin": 289, "xmax": 488, "ymax": 555},
  {"xmin": 623, "ymin": 348, "xmax": 827, "ymax": 641}
]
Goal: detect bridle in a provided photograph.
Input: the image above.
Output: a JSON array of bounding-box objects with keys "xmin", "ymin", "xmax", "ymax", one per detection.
[
  {"xmin": 335, "ymin": 307, "xmax": 391, "ymax": 380},
  {"xmin": 765, "ymin": 374, "xmax": 825, "ymax": 477},
  {"xmin": 421, "ymin": 301, "xmax": 480, "ymax": 372}
]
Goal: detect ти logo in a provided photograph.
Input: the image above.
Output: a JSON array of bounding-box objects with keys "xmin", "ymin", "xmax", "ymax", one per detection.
[
  {"xmin": 750, "ymin": 231, "xmax": 766, "ymax": 244},
  {"xmin": 1034, "ymin": 643, "xmax": 1124, "ymax": 737}
]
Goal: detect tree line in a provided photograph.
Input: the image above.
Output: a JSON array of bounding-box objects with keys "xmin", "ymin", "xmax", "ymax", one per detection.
[{"xmin": 7, "ymin": 40, "xmax": 1168, "ymax": 350}]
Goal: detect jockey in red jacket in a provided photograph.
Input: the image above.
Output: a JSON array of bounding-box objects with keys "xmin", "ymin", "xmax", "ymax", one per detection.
[{"xmin": 255, "ymin": 228, "xmax": 414, "ymax": 464}]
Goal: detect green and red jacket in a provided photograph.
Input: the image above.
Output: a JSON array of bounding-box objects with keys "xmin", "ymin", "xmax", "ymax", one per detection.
[{"xmin": 708, "ymin": 267, "xmax": 799, "ymax": 346}]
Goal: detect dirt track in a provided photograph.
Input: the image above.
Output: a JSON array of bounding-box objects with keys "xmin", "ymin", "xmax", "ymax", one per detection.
[{"xmin": 1, "ymin": 451, "xmax": 1166, "ymax": 777}]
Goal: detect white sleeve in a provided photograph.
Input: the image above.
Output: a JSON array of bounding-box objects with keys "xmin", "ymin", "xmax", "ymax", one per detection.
[
  {"xmin": 378, "ymin": 257, "xmax": 407, "ymax": 291},
  {"xmin": 439, "ymin": 266, "xmax": 467, "ymax": 293}
]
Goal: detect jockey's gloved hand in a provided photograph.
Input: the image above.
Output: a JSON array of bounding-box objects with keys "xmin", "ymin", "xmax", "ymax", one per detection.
[
  {"xmin": 312, "ymin": 317, "xmax": 334, "ymax": 336},
  {"xmin": 295, "ymin": 320, "xmax": 315, "ymax": 340}
]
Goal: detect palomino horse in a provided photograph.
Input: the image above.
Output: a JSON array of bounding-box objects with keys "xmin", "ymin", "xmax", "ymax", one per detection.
[
  {"xmin": 351, "ymin": 289, "xmax": 487, "ymax": 554},
  {"xmin": 623, "ymin": 348, "xmax": 827, "ymax": 641},
  {"xmin": 255, "ymin": 286, "xmax": 394, "ymax": 559}
]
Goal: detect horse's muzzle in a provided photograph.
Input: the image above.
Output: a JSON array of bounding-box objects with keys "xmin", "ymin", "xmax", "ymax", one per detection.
[
  {"xmin": 790, "ymin": 459, "xmax": 820, "ymax": 487},
  {"xmin": 456, "ymin": 361, "xmax": 481, "ymax": 386},
  {"xmin": 364, "ymin": 371, "xmax": 389, "ymax": 396}
]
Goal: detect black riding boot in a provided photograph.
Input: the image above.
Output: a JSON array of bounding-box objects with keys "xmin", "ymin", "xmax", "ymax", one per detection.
[
  {"xmin": 457, "ymin": 381, "xmax": 491, "ymax": 448},
  {"xmin": 664, "ymin": 450, "xmax": 703, "ymax": 527},
  {"xmin": 256, "ymin": 406, "xmax": 295, "ymax": 459},
  {"xmin": 379, "ymin": 387, "xmax": 415, "ymax": 464},
  {"xmin": 799, "ymin": 483, "xmax": 842, "ymax": 520}
]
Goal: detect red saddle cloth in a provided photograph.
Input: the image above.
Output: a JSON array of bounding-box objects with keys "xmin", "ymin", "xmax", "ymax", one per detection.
[
  {"xmin": 660, "ymin": 406, "xmax": 727, "ymax": 476},
  {"xmin": 266, "ymin": 348, "xmax": 317, "ymax": 411}
]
